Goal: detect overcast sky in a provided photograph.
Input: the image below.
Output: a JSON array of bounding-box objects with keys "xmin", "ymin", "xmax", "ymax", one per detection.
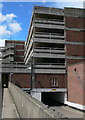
[{"xmin": 0, "ymin": 0, "xmax": 84, "ymax": 47}]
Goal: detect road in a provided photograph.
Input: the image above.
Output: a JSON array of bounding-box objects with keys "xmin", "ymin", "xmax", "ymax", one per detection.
[
  {"xmin": 50, "ymin": 105, "xmax": 84, "ymax": 118},
  {"xmin": 42, "ymin": 95, "xmax": 84, "ymax": 118}
]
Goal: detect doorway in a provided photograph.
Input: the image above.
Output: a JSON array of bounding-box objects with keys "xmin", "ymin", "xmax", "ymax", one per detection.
[{"xmin": 2, "ymin": 74, "xmax": 9, "ymax": 88}]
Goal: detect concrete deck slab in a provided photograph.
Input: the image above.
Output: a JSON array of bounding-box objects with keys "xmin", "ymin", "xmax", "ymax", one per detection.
[{"xmin": 1, "ymin": 88, "xmax": 20, "ymax": 119}]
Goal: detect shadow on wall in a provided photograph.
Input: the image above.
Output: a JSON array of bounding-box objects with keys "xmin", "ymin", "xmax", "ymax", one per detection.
[{"xmin": 41, "ymin": 92, "xmax": 65, "ymax": 106}]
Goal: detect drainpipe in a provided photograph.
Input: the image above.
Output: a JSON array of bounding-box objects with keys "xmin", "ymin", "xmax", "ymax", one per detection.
[{"xmin": 30, "ymin": 57, "xmax": 35, "ymax": 95}]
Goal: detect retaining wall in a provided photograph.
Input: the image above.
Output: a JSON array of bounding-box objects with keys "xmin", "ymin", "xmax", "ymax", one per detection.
[{"xmin": 8, "ymin": 82, "xmax": 62, "ymax": 119}]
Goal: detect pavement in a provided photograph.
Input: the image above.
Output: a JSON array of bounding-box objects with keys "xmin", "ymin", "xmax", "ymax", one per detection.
[
  {"xmin": 1, "ymin": 88, "xmax": 20, "ymax": 119},
  {"xmin": 50, "ymin": 105, "xmax": 84, "ymax": 118}
]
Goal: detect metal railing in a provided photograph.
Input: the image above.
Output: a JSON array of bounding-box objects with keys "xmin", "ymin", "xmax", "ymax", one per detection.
[
  {"xmin": 2, "ymin": 62, "xmax": 27, "ymax": 68},
  {"xmin": 3, "ymin": 57, "xmax": 14, "ymax": 61},
  {"xmin": 34, "ymin": 19, "xmax": 64, "ymax": 24},
  {"xmin": 0, "ymin": 47, "xmax": 5, "ymax": 52},
  {"xmin": 3, "ymin": 50, "xmax": 14, "ymax": 57},
  {"xmin": 34, "ymin": 23, "xmax": 64, "ymax": 29},
  {"xmin": 35, "ymin": 63, "xmax": 65, "ymax": 65},
  {"xmin": 1, "ymin": 62, "xmax": 30, "ymax": 73},
  {"xmin": 35, "ymin": 47, "xmax": 65, "ymax": 50},
  {"xmin": 35, "ymin": 32, "xmax": 64, "ymax": 36},
  {"xmin": 4, "ymin": 44, "xmax": 15, "ymax": 50}
]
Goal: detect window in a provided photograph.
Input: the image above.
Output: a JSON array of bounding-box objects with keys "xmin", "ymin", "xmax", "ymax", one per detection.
[{"xmin": 50, "ymin": 78, "xmax": 58, "ymax": 87}]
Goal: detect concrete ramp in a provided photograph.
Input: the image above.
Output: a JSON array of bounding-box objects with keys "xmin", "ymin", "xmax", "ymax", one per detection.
[
  {"xmin": 8, "ymin": 82, "xmax": 63, "ymax": 119},
  {"xmin": 2, "ymin": 88, "xmax": 20, "ymax": 119}
]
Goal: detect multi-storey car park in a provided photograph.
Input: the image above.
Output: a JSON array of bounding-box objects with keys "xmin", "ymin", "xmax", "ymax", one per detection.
[
  {"xmin": 0, "ymin": 6, "xmax": 85, "ymax": 110},
  {"xmin": 3, "ymin": 40, "xmax": 25, "ymax": 62},
  {"xmin": 24, "ymin": 6, "xmax": 67, "ymax": 102},
  {"xmin": 1, "ymin": 40, "xmax": 30, "ymax": 88}
]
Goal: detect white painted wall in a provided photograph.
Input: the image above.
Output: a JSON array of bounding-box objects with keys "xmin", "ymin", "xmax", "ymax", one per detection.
[
  {"xmin": 65, "ymin": 101, "xmax": 85, "ymax": 111},
  {"xmin": 31, "ymin": 92, "xmax": 41, "ymax": 101},
  {"xmin": 31, "ymin": 88, "xmax": 67, "ymax": 104}
]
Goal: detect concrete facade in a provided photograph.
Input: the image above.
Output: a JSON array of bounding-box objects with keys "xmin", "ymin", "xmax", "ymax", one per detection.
[
  {"xmin": 25, "ymin": 6, "xmax": 66, "ymax": 93},
  {"xmin": 25, "ymin": 6, "xmax": 65, "ymax": 74},
  {"xmin": 24, "ymin": 6, "xmax": 67, "ymax": 101}
]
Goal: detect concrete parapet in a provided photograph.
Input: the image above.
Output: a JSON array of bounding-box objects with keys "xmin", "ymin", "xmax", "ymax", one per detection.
[{"xmin": 8, "ymin": 82, "xmax": 65, "ymax": 119}]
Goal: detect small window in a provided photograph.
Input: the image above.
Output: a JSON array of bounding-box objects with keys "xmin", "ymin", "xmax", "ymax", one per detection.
[{"xmin": 50, "ymin": 78, "xmax": 58, "ymax": 87}]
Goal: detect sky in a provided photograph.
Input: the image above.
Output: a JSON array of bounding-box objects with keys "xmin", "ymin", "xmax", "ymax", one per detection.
[{"xmin": 0, "ymin": 0, "xmax": 85, "ymax": 47}]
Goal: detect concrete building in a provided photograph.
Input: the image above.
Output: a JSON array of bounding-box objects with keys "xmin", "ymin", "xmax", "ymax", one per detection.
[{"xmin": 25, "ymin": 6, "xmax": 67, "ymax": 102}]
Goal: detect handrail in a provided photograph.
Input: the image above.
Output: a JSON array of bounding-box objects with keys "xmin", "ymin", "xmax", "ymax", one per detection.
[
  {"xmin": 35, "ymin": 47, "xmax": 65, "ymax": 50},
  {"xmin": 35, "ymin": 32, "xmax": 64, "ymax": 36},
  {"xmin": 1, "ymin": 62, "xmax": 28, "ymax": 69},
  {"xmin": 35, "ymin": 18, "xmax": 64, "ymax": 22},
  {"xmin": 3, "ymin": 50, "xmax": 14, "ymax": 57},
  {"xmin": 35, "ymin": 63, "xmax": 65, "ymax": 65}
]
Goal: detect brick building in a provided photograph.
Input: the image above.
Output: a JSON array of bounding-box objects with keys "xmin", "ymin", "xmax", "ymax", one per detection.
[
  {"xmin": 66, "ymin": 62, "xmax": 85, "ymax": 110},
  {"xmin": 65, "ymin": 8, "xmax": 85, "ymax": 65},
  {"xmin": 64, "ymin": 8, "xmax": 85, "ymax": 110}
]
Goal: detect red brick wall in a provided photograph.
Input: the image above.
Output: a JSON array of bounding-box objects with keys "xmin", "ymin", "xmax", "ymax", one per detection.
[
  {"xmin": 65, "ymin": 15, "xmax": 85, "ymax": 66},
  {"xmin": 35, "ymin": 74, "xmax": 66, "ymax": 88},
  {"xmin": 67, "ymin": 62, "xmax": 85, "ymax": 105},
  {"xmin": 11, "ymin": 73, "xmax": 66, "ymax": 89},
  {"xmin": 15, "ymin": 45, "xmax": 24, "ymax": 50},
  {"xmin": 67, "ymin": 59, "xmax": 85, "ymax": 65},
  {"xmin": 14, "ymin": 57, "xmax": 24, "ymax": 62},
  {"xmin": 5, "ymin": 40, "xmax": 24, "ymax": 44},
  {"xmin": 66, "ymin": 31, "xmax": 84, "ymax": 42},
  {"xmin": 65, "ymin": 17, "xmax": 85, "ymax": 29},
  {"xmin": 66, "ymin": 44, "xmax": 84, "ymax": 56},
  {"xmin": 11, "ymin": 73, "xmax": 31, "ymax": 88},
  {"xmin": 15, "ymin": 51, "xmax": 24, "ymax": 56}
]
